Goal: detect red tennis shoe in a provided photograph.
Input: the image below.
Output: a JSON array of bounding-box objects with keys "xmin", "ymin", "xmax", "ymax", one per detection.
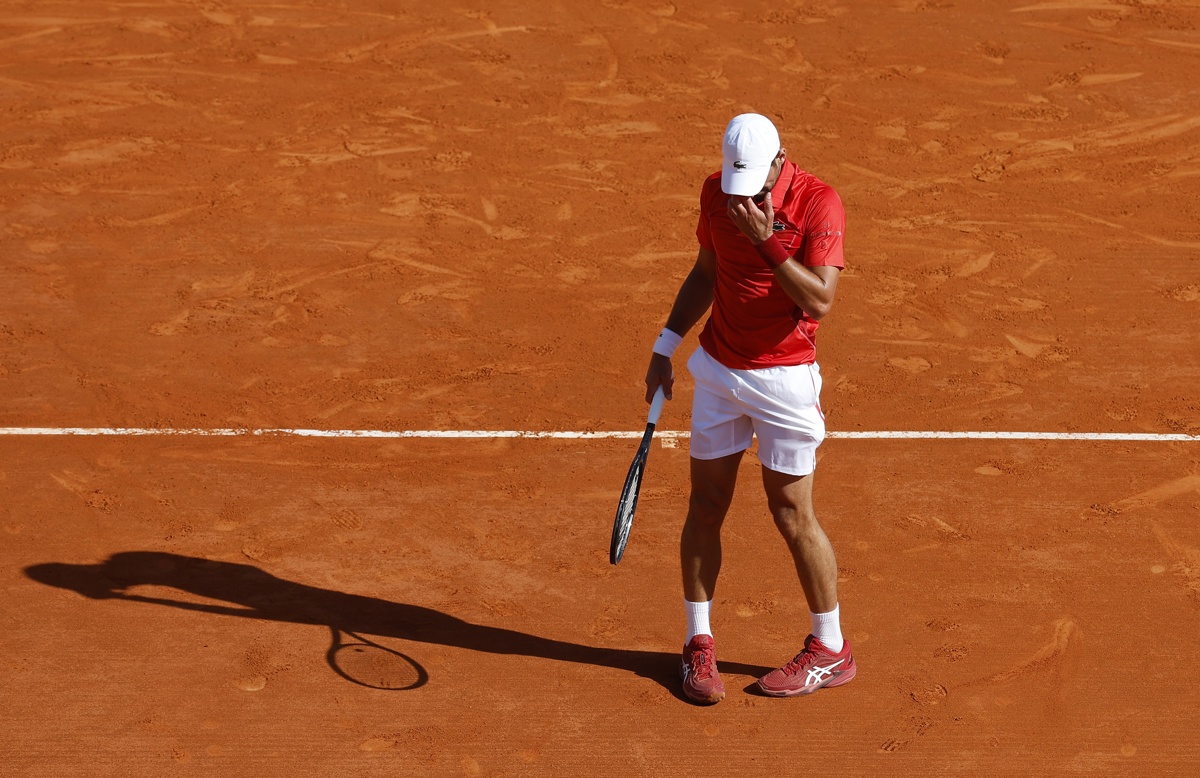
[
  {"xmin": 681, "ymin": 634, "xmax": 726, "ymax": 704},
  {"xmin": 757, "ymin": 635, "xmax": 856, "ymax": 697}
]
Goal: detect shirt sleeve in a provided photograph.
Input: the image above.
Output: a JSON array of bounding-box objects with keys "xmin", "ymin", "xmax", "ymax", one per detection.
[{"xmin": 802, "ymin": 186, "xmax": 845, "ymax": 269}]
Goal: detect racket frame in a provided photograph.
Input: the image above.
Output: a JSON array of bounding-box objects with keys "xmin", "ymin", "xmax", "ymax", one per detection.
[{"xmin": 609, "ymin": 387, "xmax": 665, "ymax": 564}]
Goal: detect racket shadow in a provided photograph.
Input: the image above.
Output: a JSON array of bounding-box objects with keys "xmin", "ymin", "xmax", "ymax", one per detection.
[
  {"xmin": 25, "ymin": 552, "xmax": 772, "ymax": 699},
  {"xmin": 326, "ymin": 626, "xmax": 429, "ymax": 691}
]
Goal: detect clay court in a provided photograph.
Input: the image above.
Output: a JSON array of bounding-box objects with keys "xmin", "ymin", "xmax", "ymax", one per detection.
[{"xmin": 3, "ymin": 0, "xmax": 1200, "ymax": 774}]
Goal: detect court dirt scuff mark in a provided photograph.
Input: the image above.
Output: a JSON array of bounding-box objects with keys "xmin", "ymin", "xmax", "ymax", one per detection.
[
  {"xmin": 1115, "ymin": 474, "xmax": 1200, "ymax": 512},
  {"xmin": 989, "ymin": 617, "xmax": 1077, "ymax": 683},
  {"xmin": 1149, "ymin": 522, "xmax": 1200, "ymax": 603},
  {"xmin": 1113, "ymin": 474, "xmax": 1200, "ymax": 605}
]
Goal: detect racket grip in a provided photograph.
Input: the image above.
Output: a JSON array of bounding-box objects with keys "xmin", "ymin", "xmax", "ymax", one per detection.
[{"xmin": 647, "ymin": 385, "xmax": 666, "ymax": 426}]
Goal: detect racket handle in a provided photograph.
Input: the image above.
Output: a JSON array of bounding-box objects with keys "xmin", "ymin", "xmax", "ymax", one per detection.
[{"xmin": 647, "ymin": 385, "xmax": 666, "ymax": 426}]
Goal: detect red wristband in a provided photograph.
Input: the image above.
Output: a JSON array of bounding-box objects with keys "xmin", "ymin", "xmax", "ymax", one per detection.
[{"xmin": 754, "ymin": 234, "xmax": 791, "ymax": 269}]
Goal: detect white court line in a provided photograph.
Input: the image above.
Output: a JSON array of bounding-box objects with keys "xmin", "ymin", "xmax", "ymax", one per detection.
[{"xmin": 0, "ymin": 427, "xmax": 1197, "ymax": 441}]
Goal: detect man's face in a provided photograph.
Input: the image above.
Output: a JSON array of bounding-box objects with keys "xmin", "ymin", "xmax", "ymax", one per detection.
[{"xmin": 752, "ymin": 151, "xmax": 785, "ymax": 204}]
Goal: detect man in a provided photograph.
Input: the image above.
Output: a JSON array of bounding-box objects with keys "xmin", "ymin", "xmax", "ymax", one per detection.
[{"xmin": 644, "ymin": 113, "xmax": 854, "ymax": 704}]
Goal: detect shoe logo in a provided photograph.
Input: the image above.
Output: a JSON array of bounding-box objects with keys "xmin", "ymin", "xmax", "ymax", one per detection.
[{"xmin": 805, "ymin": 658, "xmax": 845, "ymax": 686}]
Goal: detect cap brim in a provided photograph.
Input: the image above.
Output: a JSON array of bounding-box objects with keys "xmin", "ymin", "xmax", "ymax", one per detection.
[{"xmin": 721, "ymin": 164, "xmax": 771, "ymax": 196}]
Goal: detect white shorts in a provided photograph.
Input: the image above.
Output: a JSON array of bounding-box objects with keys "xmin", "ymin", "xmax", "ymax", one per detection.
[{"xmin": 686, "ymin": 346, "xmax": 826, "ymax": 476}]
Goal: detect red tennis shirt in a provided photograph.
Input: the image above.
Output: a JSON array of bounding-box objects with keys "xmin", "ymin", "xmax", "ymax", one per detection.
[{"xmin": 696, "ymin": 160, "xmax": 845, "ymax": 369}]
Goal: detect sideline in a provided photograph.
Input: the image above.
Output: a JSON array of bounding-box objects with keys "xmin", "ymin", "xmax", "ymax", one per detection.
[{"xmin": 0, "ymin": 428, "xmax": 1197, "ymax": 441}]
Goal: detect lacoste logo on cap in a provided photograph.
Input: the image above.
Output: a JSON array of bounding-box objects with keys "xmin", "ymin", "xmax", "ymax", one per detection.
[{"xmin": 733, "ymin": 161, "xmax": 747, "ymax": 169}]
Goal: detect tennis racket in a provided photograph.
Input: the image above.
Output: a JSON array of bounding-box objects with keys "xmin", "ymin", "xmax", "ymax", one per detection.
[{"xmin": 609, "ymin": 385, "xmax": 666, "ymax": 565}]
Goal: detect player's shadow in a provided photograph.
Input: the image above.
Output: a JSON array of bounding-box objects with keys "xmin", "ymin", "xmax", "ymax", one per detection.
[{"xmin": 25, "ymin": 551, "xmax": 772, "ymax": 700}]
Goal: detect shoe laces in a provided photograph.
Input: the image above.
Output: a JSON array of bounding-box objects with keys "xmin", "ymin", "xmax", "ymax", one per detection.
[
  {"xmin": 780, "ymin": 637, "xmax": 820, "ymax": 677},
  {"xmin": 689, "ymin": 646, "xmax": 716, "ymax": 680}
]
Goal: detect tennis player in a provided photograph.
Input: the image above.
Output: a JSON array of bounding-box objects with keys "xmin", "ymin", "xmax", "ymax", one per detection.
[{"xmin": 644, "ymin": 113, "xmax": 854, "ymax": 704}]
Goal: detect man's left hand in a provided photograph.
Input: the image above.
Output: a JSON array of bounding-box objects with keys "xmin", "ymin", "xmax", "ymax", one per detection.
[{"xmin": 727, "ymin": 192, "xmax": 775, "ymax": 245}]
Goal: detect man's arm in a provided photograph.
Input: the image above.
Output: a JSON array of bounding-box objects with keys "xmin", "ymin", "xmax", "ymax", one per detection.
[
  {"xmin": 727, "ymin": 192, "xmax": 840, "ymax": 320},
  {"xmin": 769, "ymin": 262, "xmax": 840, "ymax": 321},
  {"xmin": 645, "ymin": 247, "xmax": 717, "ymax": 402}
]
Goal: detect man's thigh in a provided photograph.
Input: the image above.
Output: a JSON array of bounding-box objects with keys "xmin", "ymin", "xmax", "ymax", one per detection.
[{"xmin": 688, "ymin": 451, "xmax": 745, "ymax": 520}]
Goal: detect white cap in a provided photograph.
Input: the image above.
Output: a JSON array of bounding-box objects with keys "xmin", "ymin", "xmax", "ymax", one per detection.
[{"xmin": 721, "ymin": 113, "xmax": 780, "ymax": 196}]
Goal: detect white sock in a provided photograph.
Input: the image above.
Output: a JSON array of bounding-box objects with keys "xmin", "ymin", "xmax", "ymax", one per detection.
[
  {"xmin": 685, "ymin": 599, "xmax": 712, "ymax": 643},
  {"xmin": 811, "ymin": 603, "xmax": 844, "ymax": 653}
]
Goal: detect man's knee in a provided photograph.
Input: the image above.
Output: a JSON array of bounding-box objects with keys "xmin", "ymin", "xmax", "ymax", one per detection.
[
  {"xmin": 769, "ymin": 498, "xmax": 819, "ymax": 540},
  {"xmin": 687, "ymin": 484, "xmax": 734, "ymax": 529},
  {"xmin": 762, "ymin": 468, "xmax": 819, "ymax": 537}
]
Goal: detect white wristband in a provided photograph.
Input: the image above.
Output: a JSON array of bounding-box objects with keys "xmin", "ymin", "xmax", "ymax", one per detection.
[{"xmin": 652, "ymin": 328, "xmax": 683, "ymax": 358}]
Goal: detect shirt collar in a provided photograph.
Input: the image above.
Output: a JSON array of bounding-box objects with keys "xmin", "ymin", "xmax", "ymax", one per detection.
[{"xmin": 769, "ymin": 159, "xmax": 796, "ymax": 206}]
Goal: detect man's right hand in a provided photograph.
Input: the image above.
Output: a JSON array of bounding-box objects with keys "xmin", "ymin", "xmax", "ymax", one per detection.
[{"xmin": 645, "ymin": 353, "xmax": 674, "ymax": 402}]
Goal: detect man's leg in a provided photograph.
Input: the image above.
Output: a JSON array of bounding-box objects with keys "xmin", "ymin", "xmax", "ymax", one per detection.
[
  {"xmin": 760, "ymin": 467, "xmax": 838, "ymax": 615},
  {"xmin": 681, "ymin": 451, "xmax": 744, "ymax": 603},
  {"xmin": 678, "ymin": 451, "xmax": 742, "ymax": 705},
  {"xmin": 756, "ymin": 466, "xmax": 856, "ymax": 697}
]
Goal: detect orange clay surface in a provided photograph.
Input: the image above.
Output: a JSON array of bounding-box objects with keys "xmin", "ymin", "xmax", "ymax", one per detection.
[{"xmin": 3, "ymin": 1, "xmax": 1200, "ymax": 775}]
